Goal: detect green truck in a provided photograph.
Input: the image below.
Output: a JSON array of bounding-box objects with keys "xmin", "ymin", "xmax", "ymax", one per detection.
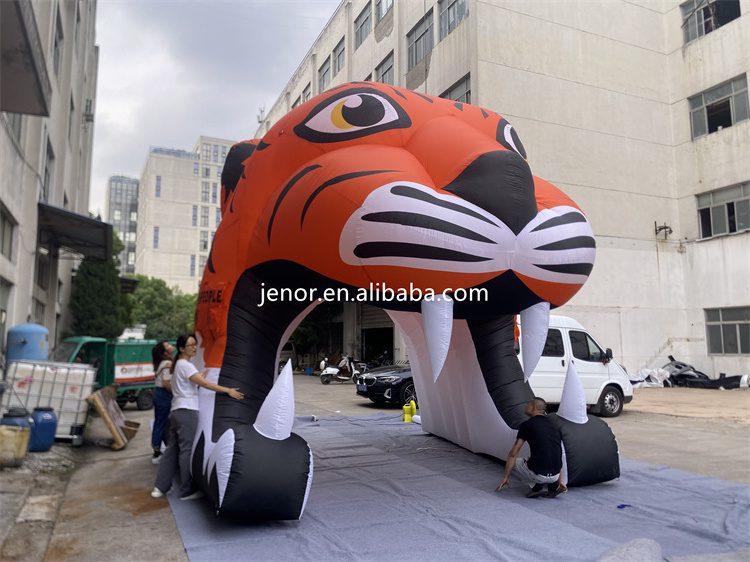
[{"xmin": 49, "ymin": 336, "xmax": 171, "ymax": 410}]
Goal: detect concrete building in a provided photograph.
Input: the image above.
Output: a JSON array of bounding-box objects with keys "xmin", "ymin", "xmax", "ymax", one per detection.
[
  {"xmin": 135, "ymin": 136, "xmax": 235, "ymax": 294},
  {"xmin": 1, "ymin": 0, "xmax": 110, "ymax": 348},
  {"xmin": 256, "ymin": 0, "xmax": 749, "ymax": 376},
  {"xmin": 106, "ymin": 176, "xmax": 139, "ymax": 275}
]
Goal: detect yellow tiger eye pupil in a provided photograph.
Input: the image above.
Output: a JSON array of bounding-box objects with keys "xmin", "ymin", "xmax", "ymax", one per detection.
[{"xmin": 331, "ymin": 99, "xmax": 355, "ymax": 129}]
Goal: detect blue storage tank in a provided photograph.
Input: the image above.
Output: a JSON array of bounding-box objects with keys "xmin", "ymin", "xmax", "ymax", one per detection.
[{"xmin": 6, "ymin": 324, "xmax": 49, "ymax": 364}]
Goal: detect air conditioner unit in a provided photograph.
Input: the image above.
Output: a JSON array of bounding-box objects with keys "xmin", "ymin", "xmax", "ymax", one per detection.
[{"xmin": 83, "ymin": 99, "xmax": 94, "ymax": 123}]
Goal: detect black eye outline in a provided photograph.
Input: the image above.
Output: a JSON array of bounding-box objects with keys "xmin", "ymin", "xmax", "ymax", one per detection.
[
  {"xmin": 293, "ymin": 87, "xmax": 412, "ymax": 143},
  {"xmin": 496, "ymin": 118, "xmax": 527, "ymax": 160}
]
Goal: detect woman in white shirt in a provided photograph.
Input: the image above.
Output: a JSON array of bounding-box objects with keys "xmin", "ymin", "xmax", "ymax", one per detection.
[
  {"xmin": 150, "ymin": 340, "xmax": 175, "ymax": 464},
  {"xmin": 152, "ymin": 334, "xmax": 243, "ymax": 500}
]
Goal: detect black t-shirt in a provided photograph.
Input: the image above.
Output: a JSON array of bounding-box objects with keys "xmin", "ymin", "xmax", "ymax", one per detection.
[{"xmin": 517, "ymin": 415, "xmax": 563, "ymax": 476}]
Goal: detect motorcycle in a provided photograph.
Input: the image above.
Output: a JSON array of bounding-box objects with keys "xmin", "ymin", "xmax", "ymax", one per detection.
[{"xmin": 320, "ymin": 355, "xmax": 361, "ymax": 385}]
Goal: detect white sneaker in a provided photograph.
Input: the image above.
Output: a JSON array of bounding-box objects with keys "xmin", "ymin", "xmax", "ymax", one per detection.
[
  {"xmin": 151, "ymin": 487, "xmax": 168, "ymax": 498},
  {"xmin": 151, "ymin": 452, "xmax": 163, "ymax": 465}
]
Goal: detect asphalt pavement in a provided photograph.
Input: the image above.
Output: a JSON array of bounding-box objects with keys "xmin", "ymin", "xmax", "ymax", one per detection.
[{"xmin": 0, "ymin": 376, "xmax": 748, "ymax": 561}]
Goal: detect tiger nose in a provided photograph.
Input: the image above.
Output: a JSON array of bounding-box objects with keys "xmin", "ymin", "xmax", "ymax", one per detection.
[{"xmin": 443, "ymin": 150, "xmax": 537, "ymax": 235}]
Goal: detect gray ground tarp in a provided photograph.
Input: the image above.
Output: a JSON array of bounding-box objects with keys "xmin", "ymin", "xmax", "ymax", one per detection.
[{"xmin": 169, "ymin": 413, "xmax": 750, "ymax": 561}]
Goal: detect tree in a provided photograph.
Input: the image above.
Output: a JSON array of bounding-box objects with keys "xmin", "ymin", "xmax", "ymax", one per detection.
[
  {"xmin": 69, "ymin": 257, "xmax": 126, "ymax": 338},
  {"xmin": 130, "ymin": 276, "xmax": 197, "ymax": 339},
  {"xmin": 68, "ymin": 232, "xmax": 130, "ymax": 338}
]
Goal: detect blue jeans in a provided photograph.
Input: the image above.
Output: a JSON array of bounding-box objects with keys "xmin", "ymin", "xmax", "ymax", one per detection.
[{"xmin": 151, "ymin": 387, "xmax": 172, "ymax": 450}]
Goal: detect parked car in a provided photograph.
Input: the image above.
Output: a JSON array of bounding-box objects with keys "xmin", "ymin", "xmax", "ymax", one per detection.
[
  {"xmin": 355, "ymin": 364, "xmax": 417, "ymax": 407},
  {"xmin": 520, "ymin": 315, "xmax": 634, "ymax": 417}
]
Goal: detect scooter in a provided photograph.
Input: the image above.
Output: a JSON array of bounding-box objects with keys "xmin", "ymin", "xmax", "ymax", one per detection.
[{"xmin": 320, "ymin": 355, "xmax": 360, "ymax": 385}]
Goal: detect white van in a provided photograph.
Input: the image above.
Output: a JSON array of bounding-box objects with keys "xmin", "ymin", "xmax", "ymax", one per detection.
[{"xmin": 520, "ymin": 316, "xmax": 633, "ymax": 417}]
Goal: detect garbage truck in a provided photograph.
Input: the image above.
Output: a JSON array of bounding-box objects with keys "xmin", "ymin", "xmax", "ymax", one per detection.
[{"xmin": 49, "ymin": 337, "xmax": 169, "ymax": 410}]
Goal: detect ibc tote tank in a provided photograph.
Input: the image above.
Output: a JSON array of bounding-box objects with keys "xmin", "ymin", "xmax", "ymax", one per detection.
[{"xmin": 5, "ymin": 324, "xmax": 49, "ymax": 364}]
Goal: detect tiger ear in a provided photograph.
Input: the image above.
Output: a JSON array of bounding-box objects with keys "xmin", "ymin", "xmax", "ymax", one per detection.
[{"xmin": 221, "ymin": 140, "xmax": 260, "ymax": 215}]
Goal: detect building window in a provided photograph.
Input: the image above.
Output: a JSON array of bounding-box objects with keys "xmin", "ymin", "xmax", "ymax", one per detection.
[
  {"xmin": 192, "ymin": 206, "xmax": 198, "ymax": 227},
  {"xmin": 156, "ymin": 176, "xmax": 161, "ymax": 197},
  {"xmin": 74, "ymin": 1, "xmax": 81, "ymax": 47},
  {"xmin": 439, "ymin": 0, "xmax": 469, "ymax": 40},
  {"xmin": 127, "ymin": 252, "xmax": 135, "ymax": 266},
  {"xmin": 34, "ymin": 299, "xmax": 45, "ymax": 325},
  {"xmin": 302, "ymin": 83, "xmax": 312, "ymax": 102},
  {"xmin": 36, "ymin": 252, "xmax": 49, "ymax": 290},
  {"xmin": 408, "ymin": 11, "xmax": 434, "ymax": 70},
  {"xmin": 355, "ymin": 4, "xmax": 372, "ymax": 49},
  {"xmin": 221, "ymin": 145, "xmax": 227, "ymax": 163},
  {"xmin": 42, "ymin": 140, "xmax": 54, "ymax": 203},
  {"xmin": 292, "ymin": 96, "xmax": 302, "ymax": 109},
  {"xmin": 203, "ymin": 164, "xmax": 211, "ymax": 178},
  {"xmin": 7, "ymin": 113, "xmax": 22, "ymax": 142},
  {"xmin": 375, "ymin": 52, "xmax": 394, "ymax": 85},
  {"xmin": 53, "ymin": 9, "xmax": 64, "ymax": 76},
  {"xmin": 68, "ymin": 97, "xmax": 75, "ymax": 141},
  {"xmin": 201, "ymin": 182, "xmax": 210, "ymax": 203},
  {"xmin": 194, "ymin": 162, "xmax": 199, "ymax": 177},
  {"xmin": 213, "ymin": 144, "xmax": 219, "ymax": 163},
  {"xmin": 689, "ymin": 75, "xmax": 749, "ymax": 139},
  {"xmin": 212, "ymin": 183, "xmax": 218, "ymax": 204},
  {"xmin": 130, "ymin": 211, "xmax": 137, "ymax": 221},
  {"xmin": 153, "ymin": 226, "xmax": 159, "ymax": 248},
  {"xmin": 332, "ymin": 38, "xmax": 345, "ymax": 77},
  {"xmin": 200, "ymin": 231, "xmax": 209, "ymax": 251},
  {"xmin": 319, "ymin": 57, "xmax": 331, "ymax": 92},
  {"xmin": 199, "ymin": 255, "xmax": 207, "ymax": 272},
  {"xmin": 216, "ymin": 208, "xmax": 221, "ymax": 226},
  {"xmin": 697, "ymin": 182, "xmax": 750, "ymax": 238},
  {"xmin": 113, "ymin": 209, "xmax": 121, "ymax": 221},
  {"xmin": 126, "ymin": 232, "xmax": 136, "ymax": 243},
  {"xmin": 706, "ymin": 307, "xmax": 750, "ymax": 355},
  {"xmin": 1, "ymin": 204, "xmax": 16, "ymax": 261},
  {"xmin": 375, "ymin": 0, "xmax": 393, "ymax": 24},
  {"xmin": 217, "ymin": 166, "xmax": 222, "ymax": 178},
  {"xmin": 441, "ymin": 74, "xmax": 471, "ymax": 104},
  {"xmin": 201, "ymin": 206, "xmax": 209, "ymax": 227},
  {"xmin": 190, "ymin": 255, "xmax": 196, "ymax": 277},
  {"xmin": 202, "ymin": 143, "xmax": 210, "ymax": 160},
  {"xmin": 681, "ymin": 0, "xmax": 740, "ymax": 44}
]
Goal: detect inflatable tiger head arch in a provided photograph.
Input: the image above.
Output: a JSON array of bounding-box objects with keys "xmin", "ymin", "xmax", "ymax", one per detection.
[{"xmin": 190, "ymin": 82, "xmax": 611, "ymax": 520}]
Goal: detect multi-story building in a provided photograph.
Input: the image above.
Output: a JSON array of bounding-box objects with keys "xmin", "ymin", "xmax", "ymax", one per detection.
[
  {"xmin": 256, "ymin": 0, "xmax": 749, "ymax": 376},
  {"xmin": 106, "ymin": 176, "xmax": 139, "ymax": 275},
  {"xmin": 1, "ymin": 0, "xmax": 109, "ymax": 347},
  {"xmin": 135, "ymin": 136, "xmax": 235, "ymax": 294}
]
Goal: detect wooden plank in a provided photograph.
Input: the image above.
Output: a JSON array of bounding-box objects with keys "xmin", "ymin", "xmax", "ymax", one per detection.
[{"xmin": 86, "ymin": 385, "xmax": 140, "ymax": 450}]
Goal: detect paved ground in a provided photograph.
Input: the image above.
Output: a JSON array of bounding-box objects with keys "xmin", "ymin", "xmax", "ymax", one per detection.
[{"xmin": 0, "ymin": 376, "xmax": 748, "ymax": 561}]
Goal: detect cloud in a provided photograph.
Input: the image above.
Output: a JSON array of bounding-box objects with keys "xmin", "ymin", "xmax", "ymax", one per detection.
[{"xmin": 89, "ymin": 0, "xmax": 340, "ymax": 217}]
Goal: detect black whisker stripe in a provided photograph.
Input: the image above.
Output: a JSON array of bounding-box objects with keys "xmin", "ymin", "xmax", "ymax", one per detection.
[
  {"xmin": 268, "ymin": 165, "xmax": 321, "ymax": 243},
  {"xmin": 257, "ymin": 140, "xmax": 271, "ymax": 151},
  {"xmin": 390, "ymin": 185, "xmax": 497, "ymax": 226},
  {"xmin": 300, "ymin": 170, "xmax": 398, "ymax": 228},
  {"xmin": 414, "ymin": 92, "xmax": 434, "ymax": 103},
  {"xmin": 454, "ymin": 102, "xmax": 464, "ymax": 111},
  {"xmin": 534, "ymin": 236, "xmax": 596, "ymax": 251},
  {"xmin": 390, "ymin": 87, "xmax": 407, "ymax": 99},
  {"xmin": 354, "ymin": 242, "xmax": 491, "ymax": 262},
  {"xmin": 533, "ymin": 263, "xmax": 594, "ymax": 276},
  {"xmin": 362, "ymin": 211, "xmax": 495, "ymax": 243},
  {"xmin": 531, "ymin": 212, "xmax": 587, "ymax": 232},
  {"xmin": 481, "ymin": 109, "xmax": 489, "ymax": 118}
]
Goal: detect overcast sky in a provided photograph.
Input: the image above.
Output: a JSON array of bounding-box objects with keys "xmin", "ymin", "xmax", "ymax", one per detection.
[{"xmin": 89, "ymin": 0, "xmax": 341, "ymax": 217}]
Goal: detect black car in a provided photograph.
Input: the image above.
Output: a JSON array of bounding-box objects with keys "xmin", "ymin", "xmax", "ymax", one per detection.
[{"xmin": 355, "ymin": 364, "xmax": 417, "ymax": 407}]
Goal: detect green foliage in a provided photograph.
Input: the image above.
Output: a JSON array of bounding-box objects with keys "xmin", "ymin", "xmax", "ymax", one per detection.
[
  {"xmin": 291, "ymin": 301, "xmax": 342, "ymax": 357},
  {"xmin": 69, "ymin": 257, "xmax": 126, "ymax": 338},
  {"xmin": 130, "ymin": 276, "xmax": 197, "ymax": 339}
]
